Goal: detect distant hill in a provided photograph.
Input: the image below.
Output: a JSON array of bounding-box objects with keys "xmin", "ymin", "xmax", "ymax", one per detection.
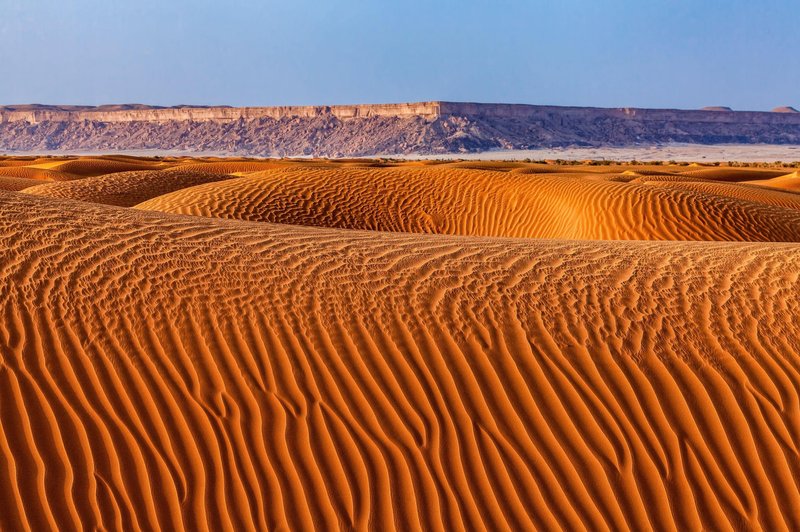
[{"xmin": 2, "ymin": 102, "xmax": 800, "ymax": 156}]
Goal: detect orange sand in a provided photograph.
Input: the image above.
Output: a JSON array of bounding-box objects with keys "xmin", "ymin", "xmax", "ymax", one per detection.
[
  {"xmin": 136, "ymin": 166, "xmax": 800, "ymax": 241},
  {"xmin": 40, "ymin": 157, "xmax": 167, "ymax": 177},
  {"xmin": 0, "ymin": 175, "xmax": 42, "ymax": 191},
  {"xmin": 746, "ymin": 171, "xmax": 800, "ymax": 192},
  {"xmin": 1, "ymin": 156, "xmax": 800, "ymax": 531},
  {"xmin": 0, "ymin": 166, "xmax": 80, "ymax": 181},
  {"xmin": 24, "ymin": 169, "xmax": 238, "ymax": 207}
]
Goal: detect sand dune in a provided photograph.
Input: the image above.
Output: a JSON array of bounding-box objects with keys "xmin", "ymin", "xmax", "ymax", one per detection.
[
  {"xmin": 675, "ymin": 167, "xmax": 790, "ymax": 182},
  {"xmin": 444, "ymin": 160, "xmax": 532, "ymax": 171},
  {"xmin": 135, "ymin": 166, "xmax": 800, "ymax": 241},
  {"xmin": 509, "ymin": 165, "xmax": 574, "ymax": 174},
  {"xmin": 639, "ymin": 180, "xmax": 800, "ymax": 211},
  {"xmin": 746, "ymin": 171, "xmax": 800, "ymax": 192},
  {"xmin": 0, "ymin": 175, "xmax": 42, "ymax": 191},
  {"xmin": 41, "ymin": 158, "xmax": 166, "ymax": 177},
  {"xmin": 1, "ymin": 188, "xmax": 800, "ymax": 531},
  {"xmin": 24, "ymin": 169, "xmax": 237, "ymax": 207},
  {"xmin": 170, "ymin": 159, "xmax": 380, "ymax": 175},
  {"xmin": 2, "ymin": 156, "xmax": 800, "ymax": 532},
  {"xmin": 0, "ymin": 158, "xmax": 40, "ymax": 167},
  {"xmin": 0, "ymin": 166, "xmax": 79, "ymax": 181},
  {"xmin": 172, "ymin": 160, "xmax": 294, "ymax": 174},
  {"xmin": 627, "ymin": 173, "xmax": 710, "ymax": 183}
]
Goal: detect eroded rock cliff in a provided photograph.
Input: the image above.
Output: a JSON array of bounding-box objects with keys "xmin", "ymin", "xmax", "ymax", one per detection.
[{"xmin": 1, "ymin": 102, "xmax": 799, "ymax": 156}]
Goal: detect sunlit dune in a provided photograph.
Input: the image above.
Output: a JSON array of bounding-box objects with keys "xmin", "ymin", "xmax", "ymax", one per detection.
[
  {"xmin": 171, "ymin": 160, "xmax": 297, "ymax": 174},
  {"xmin": 0, "ymin": 165, "xmax": 80, "ymax": 181},
  {"xmin": 0, "ymin": 158, "xmax": 40, "ymax": 167},
  {"xmin": 746, "ymin": 171, "xmax": 800, "ymax": 191},
  {"xmin": 442, "ymin": 160, "xmax": 532, "ymax": 171},
  {"xmin": 637, "ymin": 179, "xmax": 800, "ymax": 210},
  {"xmin": 24, "ymin": 168, "xmax": 237, "ymax": 207},
  {"xmin": 1, "ymin": 155, "xmax": 800, "ymax": 532},
  {"xmin": 35, "ymin": 157, "xmax": 167, "ymax": 177},
  {"xmin": 135, "ymin": 165, "xmax": 800, "ymax": 241},
  {"xmin": 626, "ymin": 173, "xmax": 706, "ymax": 182}
]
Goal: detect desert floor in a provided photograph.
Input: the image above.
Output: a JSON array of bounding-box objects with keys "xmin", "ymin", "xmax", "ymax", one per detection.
[
  {"xmin": 2, "ymin": 155, "xmax": 800, "ymax": 531},
  {"xmin": 396, "ymin": 144, "xmax": 800, "ymax": 163}
]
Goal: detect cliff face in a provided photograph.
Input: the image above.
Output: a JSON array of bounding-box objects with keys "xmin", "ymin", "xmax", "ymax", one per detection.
[
  {"xmin": 1, "ymin": 102, "xmax": 799, "ymax": 156},
  {"xmin": 0, "ymin": 102, "xmax": 442, "ymax": 124}
]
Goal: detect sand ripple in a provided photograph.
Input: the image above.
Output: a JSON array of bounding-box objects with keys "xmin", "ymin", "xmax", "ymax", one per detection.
[
  {"xmin": 136, "ymin": 166, "xmax": 800, "ymax": 241},
  {"xmin": 2, "ymin": 188, "xmax": 800, "ymax": 531}
]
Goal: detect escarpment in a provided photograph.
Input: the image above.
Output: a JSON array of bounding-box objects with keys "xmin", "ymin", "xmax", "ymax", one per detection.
[{"xmin": 2, "ymin": 102, "xmax": 800, "ymax": 156}]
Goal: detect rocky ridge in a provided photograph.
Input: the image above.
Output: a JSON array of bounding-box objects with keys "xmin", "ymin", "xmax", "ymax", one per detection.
[{"xmin": 2, "ymin": 102, "xmax": 800, "ymax": 156}]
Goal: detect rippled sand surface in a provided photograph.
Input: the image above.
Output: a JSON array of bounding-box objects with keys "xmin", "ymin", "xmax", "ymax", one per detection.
[{"xmin": 2, "ymin": 156, "xmax": 800, "ymax": 531}]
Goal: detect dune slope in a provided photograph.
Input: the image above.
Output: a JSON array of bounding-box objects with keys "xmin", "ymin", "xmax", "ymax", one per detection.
[
  {"xmin": 136, "ymin": 166, "xmax": 800, "ymax": 241},
  {"xmin": 638, "ymin": 179, "xmax": 800, "ymax": 211},
  {"xmin": 24, "ymin": 169, "xmax": 237, "ymax": 207},
  {"xmin": 43, "ymin": 158, "xmax": 166, "ymax": 177},
  {"xmin": 0, "ymin": 176, "xmax": 42, "ymax": 191},
  {"xmin": 0, "ymin": 166, "xmax": 80, "ymax": 181},
  {"xmin": 1, "ymin": 190, "xmax": 800, "ymax": 531},
  {"xmin": 747, "ymin": 171, "xmax": 800, "ymax": 192}
]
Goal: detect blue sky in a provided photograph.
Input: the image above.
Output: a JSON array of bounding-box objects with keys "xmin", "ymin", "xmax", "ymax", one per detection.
[{"xmin": 1, "ymin": 0, "xmax": 797, "ymax": 110}]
